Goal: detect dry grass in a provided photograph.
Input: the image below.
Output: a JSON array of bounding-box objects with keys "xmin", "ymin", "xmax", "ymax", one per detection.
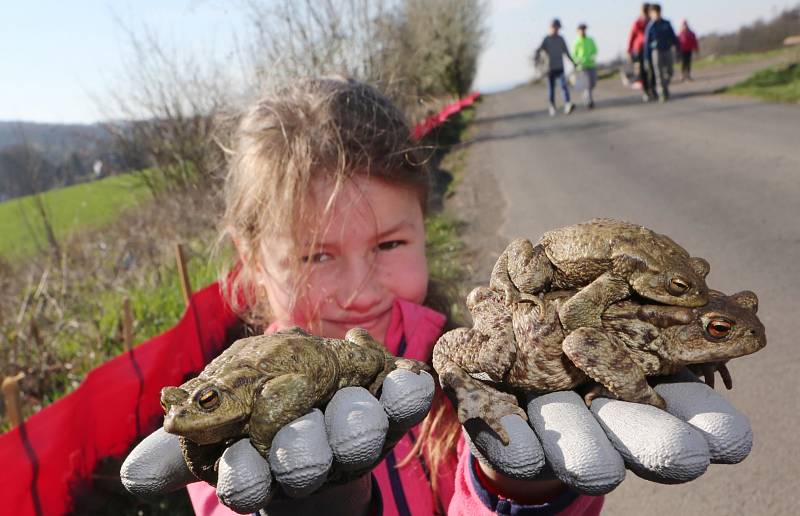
[{"xmin": 0, "ymin": 187, "xmax": 225, "ymax": 430}]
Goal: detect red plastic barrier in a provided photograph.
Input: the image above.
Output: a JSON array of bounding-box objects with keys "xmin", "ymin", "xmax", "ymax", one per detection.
[
  {"xmin": 0, "ymin": 283, "xmax": 239, "ymax": 516},
  {"xmin": 411, "ymin": 92, "xmax": 481, "ymax": 140},
  {"xmin": 0, "ymin": 93, "xmax": 481, "ymax": 515}
]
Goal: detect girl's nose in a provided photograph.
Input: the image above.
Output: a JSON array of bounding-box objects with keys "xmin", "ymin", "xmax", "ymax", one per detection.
[{"xmin": 336, "ymin": 257, "xmax": 384, "ymax": 311}]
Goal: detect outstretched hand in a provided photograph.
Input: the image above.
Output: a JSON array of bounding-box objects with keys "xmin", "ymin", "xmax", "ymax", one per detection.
[
  {"xmin": 464, "ymin": 370, "xmax": 752, "ymax": 495},
  {"xmin": 121, "ymin": 368, "xmax": 435, "ymax": 514}
]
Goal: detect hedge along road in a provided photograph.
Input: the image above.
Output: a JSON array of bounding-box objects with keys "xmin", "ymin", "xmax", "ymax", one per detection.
[{"xmin": 451, "ymin": 58, "xmax": 799, "ymax": 516}]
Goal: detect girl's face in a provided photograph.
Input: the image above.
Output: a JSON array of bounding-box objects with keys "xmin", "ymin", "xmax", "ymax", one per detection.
[{"xmin": 255, "ymin": 175, "xmax": 428, "ymax": 340}]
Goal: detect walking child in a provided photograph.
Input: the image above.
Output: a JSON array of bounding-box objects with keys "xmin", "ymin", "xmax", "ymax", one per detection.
[
  {"xmin": 645, "ymin": 3, "xmax": 678, "ymax": 102},
  {"xmin": 573, "ymin": 23, "xmax": 598, "ymax": 109},
  {"xmin": 678, "ymin": 19, "xmax": 699, "ymax": 81},
  {"xmin": 628, "ymin": 3, "xmax": 653, "ymax": 100},
  {"xmin": 535, "ymin": 18, "xmax": 576, "ymax": 116}
]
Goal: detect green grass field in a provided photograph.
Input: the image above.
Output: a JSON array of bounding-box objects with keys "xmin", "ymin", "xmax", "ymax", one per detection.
[
  {"xmin": 725, "ymin": 62, "xmax": 800, "ymax": 103},
  {"xmin": 694, "ymin": 46, "xmax": 799, "ymax": 69},
  {"xmin": 0, "ymin": 174, "xmax": 149, "ymax": 260}
]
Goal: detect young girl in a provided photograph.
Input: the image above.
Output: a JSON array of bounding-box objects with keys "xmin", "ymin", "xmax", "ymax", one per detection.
[{"xmin": 187, "ymin": 77, "xmax": 602, "ymax": 515}]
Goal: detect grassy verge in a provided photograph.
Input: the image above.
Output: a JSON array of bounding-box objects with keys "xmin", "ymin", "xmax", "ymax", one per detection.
[
  {"xmin": 0, "ymin": 174, "xmax": 150, "ymax": 260},
  {"xmin": 724, "ymin": 62, "xmax": 800, "ymax": 103},
  {"xmin": 694, "ymin": 46, "xmax": 798, "ymax": 69}
]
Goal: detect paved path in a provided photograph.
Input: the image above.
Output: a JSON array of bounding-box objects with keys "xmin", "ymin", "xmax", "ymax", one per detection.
[{"xmin": 451, "ymin": 59, "xmax": 799, "ymax": 515}]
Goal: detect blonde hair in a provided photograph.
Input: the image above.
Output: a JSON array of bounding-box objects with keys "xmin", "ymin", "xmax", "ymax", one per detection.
[
  {"xmin": 221, "ymin": 77, "xmax": 429, "ymax": 326},
  {"xmin": 219, "ymin": 77, "xmax": 460, "ymax": 492}
]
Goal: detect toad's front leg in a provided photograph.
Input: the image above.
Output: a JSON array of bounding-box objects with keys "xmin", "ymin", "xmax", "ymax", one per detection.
[
  {"xmin": 250, "ymin": 373, "xmax": 318, "ymax": 456},
  {"xmin": 558, "ymin": 272, "xmax": 631, "ymax": 331},
  {"xmin": 490, "ymin": 238, "xmax": 554, "ymax": 305},
  {"xmin": 433, "ymin": 327, "xmax": 526, "ymax": 445},
  {"xmin": 562, "ymin": 327, "xmax": 666, "ymax": 409}
]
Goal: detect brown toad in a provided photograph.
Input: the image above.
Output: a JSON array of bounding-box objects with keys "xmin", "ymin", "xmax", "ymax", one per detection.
[
  {"xmin": 160, "ymin": 326, "xmax": 425, "ymax": 483},
  {"xmin": 490, "ymin": 219, "xmax": 711, "ymax": 331},
  {"xmin": 433, "ymin": 287, "xmax": 765, "ymax": 444}
]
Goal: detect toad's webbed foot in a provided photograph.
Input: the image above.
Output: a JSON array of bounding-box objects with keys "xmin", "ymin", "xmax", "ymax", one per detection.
[
  {"xmin": 690, "ymin": 361, "xmax": 733, "ymax": 390},
  {"xmin": 582, "ymin": 383, "xmax": 617, "ymax": 407},
  {"xmin": 441, "ymin": 364, "xmax": 526, "ymax": 445},
  {"xmin": 490, "ymin": 239, "xmax": 554, "ymax": 306},
  {"xmin": 393, "ymin": 358, "xmax": 429, "ymax": 375}
]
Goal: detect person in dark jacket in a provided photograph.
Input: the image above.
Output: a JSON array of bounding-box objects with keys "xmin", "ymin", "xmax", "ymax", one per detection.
[
  {"xmin": 628, "ymin": 3, "xmax": 652, "ymax": 100},
  {"xmin": 644, "ymin": 3, "xmax": 678, "ymax": 102},
  {"xmin": 678, "ymin": 19, "xmax": 699, "ymax": 81}
]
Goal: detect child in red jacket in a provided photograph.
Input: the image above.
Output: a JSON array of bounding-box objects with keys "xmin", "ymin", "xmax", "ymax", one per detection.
[{"xmin": 678, "ymin": 19, "xmax": 699, "ymax": 81}]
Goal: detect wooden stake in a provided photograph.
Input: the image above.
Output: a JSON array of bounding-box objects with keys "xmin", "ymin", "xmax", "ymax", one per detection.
[
  {"xmin": 2, "ymin": 372, "xmax": 25, "ymax": 427},
  {"xmin": 29, "ymin": 319, "xmax": 43, "ymax": 349},
  {"xmin": 122, "ymin": 297, "xmax": 134, "ymax": 352},
  {"xmin": 175, "ymin": 243, "xmax": 193, "ymax": 307}
]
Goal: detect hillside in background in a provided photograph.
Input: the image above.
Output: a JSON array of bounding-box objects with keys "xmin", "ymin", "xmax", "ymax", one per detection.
[
  {"xmin": 0, "ymin": 121, "xmax": 122, "ymax": 201},
  {"xmin": 699, "ymin": 6, "xmax": 799, "ymax": 56}
]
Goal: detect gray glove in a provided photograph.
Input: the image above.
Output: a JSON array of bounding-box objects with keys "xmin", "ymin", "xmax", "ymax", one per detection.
[
  {"xmin": 121, "ymin": 369, "xmax": 435, "ymax": 514},
  {"xmin": 465, "ymin": 371, "xmax": 752, "ymax": 495}
]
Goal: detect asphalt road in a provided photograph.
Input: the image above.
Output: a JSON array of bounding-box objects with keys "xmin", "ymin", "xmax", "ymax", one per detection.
[{"xmin": 452, "ymin": 60, "xmax": 800, "ymax": 515}]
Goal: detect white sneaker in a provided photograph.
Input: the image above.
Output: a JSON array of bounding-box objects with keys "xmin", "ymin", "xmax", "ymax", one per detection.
[
  {"xmin": 564, "ymin": 102, "xmax": 575, "ymax": 114},
  {"xmin": 548, "ymin": 104, "xmax": 557, "ymax": 117}
]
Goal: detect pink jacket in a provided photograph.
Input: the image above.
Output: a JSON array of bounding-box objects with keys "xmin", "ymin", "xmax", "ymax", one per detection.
[{"xmin": 187, "ymin": 298, "xmax": 603, "ymax": 515}]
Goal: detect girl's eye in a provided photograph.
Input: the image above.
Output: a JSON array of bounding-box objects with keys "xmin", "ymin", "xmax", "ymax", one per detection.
[
  {"xmin": 301, "ymin": 252, "xmax": 332, "ymax": 263},
  {"xmin": 377, "ymin": 240, "xmax": 405, "ymax": 251}
]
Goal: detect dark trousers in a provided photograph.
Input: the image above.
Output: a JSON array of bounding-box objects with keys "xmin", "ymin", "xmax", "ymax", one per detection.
[
  {"xmin": 681, "ymin": 51, "xmax": 693, "ymax": 78},
  {"xmin": 634, "ymin": 51, "xmax": 653, "ymax": 96},
  {"xmin": 547, "ymin": 69, "xmax": 571, "ymax": 105}
]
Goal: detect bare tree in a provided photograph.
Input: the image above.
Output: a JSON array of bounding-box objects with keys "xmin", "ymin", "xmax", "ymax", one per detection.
[
  {"xmin": 100, "ymin": 22, "xmax": 233, "ymax": 194},
  {"xmin": 242, "ymin": 0, "xmax": 395, "ymax": 81}
]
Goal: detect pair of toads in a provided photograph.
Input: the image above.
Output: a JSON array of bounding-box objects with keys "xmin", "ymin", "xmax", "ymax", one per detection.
[{"xmin": 432, "ymin": 218, "xmax": 766, "ymax": 444}]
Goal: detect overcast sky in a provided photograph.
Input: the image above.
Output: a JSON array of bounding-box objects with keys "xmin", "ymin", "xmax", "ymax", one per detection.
[{"xmin": 1, "ymin": 0, "xmax": 796, "ymax": 123}]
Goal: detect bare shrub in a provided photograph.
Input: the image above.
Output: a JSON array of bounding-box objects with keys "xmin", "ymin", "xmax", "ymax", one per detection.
[
  {"xmin": 390, "ymin": 0, "xmax": 489, "ymax": 99},
  {"xmin": 100, "ymin": 23, "xmax": 232, "ymax": 194},
  {"xmin": 700, "ymin": 7, "xmax": 800, "ymax": 56}
]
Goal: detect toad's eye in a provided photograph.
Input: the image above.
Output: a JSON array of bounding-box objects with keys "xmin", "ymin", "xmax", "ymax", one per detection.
[
  {"xmin": 667, "ymin": 277, "xmax": 690, "ymax": 295},
  {"xmin": 197, "ymin": 388, "xmax": 221, "ymax": 410},
  {"xmin": 706, "ymin": 319, "xmax": 733, "ymax": 339}
]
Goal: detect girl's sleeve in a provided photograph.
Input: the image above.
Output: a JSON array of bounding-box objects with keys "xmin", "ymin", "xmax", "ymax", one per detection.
[
  {"xmin": 448, "ymin": 443, "xmax": 605, "ymax": 516},
  {"xmin": 186, "ymin": 481, "xmax": 241, "ymax": 516}
]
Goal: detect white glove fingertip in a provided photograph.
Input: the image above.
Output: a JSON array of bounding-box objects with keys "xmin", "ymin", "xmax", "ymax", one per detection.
[
  {"xmin": 217, "ymin": 439, "xmax": 273, "ymax": 513},
  {"xmin": 120, "ymin": 428, "xmax": 196, "ymax": 496},
  {"xmin": 380, "ymin": 369, "xmax": 435, "ymax": 428},
  {"xmin": 591, "ymin": 398, "xmax": 710, "ymax": 483},
  {"xmin": 655, "ymin": 382, "xmax": 753, "ymax": 464},
  {"xmin": 325, "ymin": 387, "xmax": 388, "ymax": 471},
  {"xmin": 527, "ymin": 391, "xmax": 625, "ymax": 495},
  {"xmin": 269, "ymin": 409, "xmax": 333, "ymax": 497},
  {"xmin": 464, "ymin": 414, "xmax": 545, "ymax": 480}
]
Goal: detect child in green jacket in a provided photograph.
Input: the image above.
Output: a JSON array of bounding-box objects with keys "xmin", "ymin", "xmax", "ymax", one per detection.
[{"xmin": 573, "ymin": 23, "xmax": 598, "ymax": 109}]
